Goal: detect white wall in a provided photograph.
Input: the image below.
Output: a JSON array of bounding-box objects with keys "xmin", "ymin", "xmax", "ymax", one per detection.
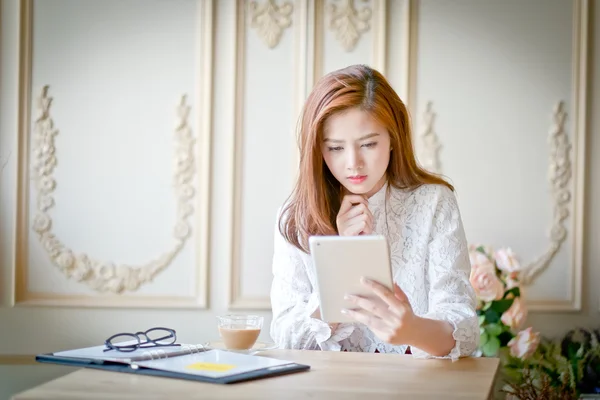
[{"xmin": 1, "ymin": 0, "xmax": 599, "ymax": 399}]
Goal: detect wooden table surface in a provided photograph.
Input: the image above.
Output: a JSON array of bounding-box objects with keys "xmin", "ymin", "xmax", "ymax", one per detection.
[{"xmin": 12, "ymin": 350, "xmax": 500, "ymax": 400}]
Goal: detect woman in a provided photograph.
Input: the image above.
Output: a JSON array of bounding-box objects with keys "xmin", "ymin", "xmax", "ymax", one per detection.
[{"xmin": 269, "ymin": 64, "xmax": 478, "ymax": 360}]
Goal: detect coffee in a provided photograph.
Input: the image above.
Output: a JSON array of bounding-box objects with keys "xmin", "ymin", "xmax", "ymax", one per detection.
[{"xmin": 218, "ymin": 326, "xmax": 261, "ymax": 350}]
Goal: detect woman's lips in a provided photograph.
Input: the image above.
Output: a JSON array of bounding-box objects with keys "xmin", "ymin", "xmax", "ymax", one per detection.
[{"xmin": 348, "ymin": 175, "xmax": 367, "ymax": 184}]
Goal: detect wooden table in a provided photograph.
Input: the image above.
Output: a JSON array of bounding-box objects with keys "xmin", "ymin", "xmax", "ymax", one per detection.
[{"xmin": 12, "ymin": 350, "xmax": 500, "ymax": 399}]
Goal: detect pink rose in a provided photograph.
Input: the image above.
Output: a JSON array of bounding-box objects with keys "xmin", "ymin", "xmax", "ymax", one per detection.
[
  {"xmin": 470, "ymin": 268, "xmax": 504, "ymax": 302},
  {"xmin": 495, "ymin": 248, "xmax": 521, "ymax": 274},
  {"xmin": 508, "ymin": 327, "xmax": 540, "ymax": 359},
  {"xmin": 501, "ymin": 297, "xmax": 527, "ymax": 331},
  {"xmin": 469, "ymin": 249, "xmax": 496, "ymax": 273}
]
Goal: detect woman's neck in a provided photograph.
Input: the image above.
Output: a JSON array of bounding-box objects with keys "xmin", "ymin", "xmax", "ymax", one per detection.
[{"xmin": 365, "ymin": 175, "xmax": 387, "ymax": 199}]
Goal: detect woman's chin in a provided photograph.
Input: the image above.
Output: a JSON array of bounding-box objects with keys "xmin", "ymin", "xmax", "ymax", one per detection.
[{"xmin": 342, "ymin": 182, "xmax": 373, "ymax": 196}]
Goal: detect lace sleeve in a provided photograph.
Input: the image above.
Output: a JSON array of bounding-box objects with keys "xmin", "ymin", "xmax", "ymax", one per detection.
[
  {"xmin": 411, "ymin": 186, "xmax": 480, "ymax": 361},
  {"xmin": 269, "ymin": 210, "xmax": 347, "ymax": 350}
]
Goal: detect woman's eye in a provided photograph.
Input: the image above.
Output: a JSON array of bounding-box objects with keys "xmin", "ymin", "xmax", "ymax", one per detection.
[
  {"xmin": 328, "ymin": 146, "xmax": 343, "ymax": 152},
  {"xmin": 362, "ymin": 142, "xmax": 377, "ymax": 148}
]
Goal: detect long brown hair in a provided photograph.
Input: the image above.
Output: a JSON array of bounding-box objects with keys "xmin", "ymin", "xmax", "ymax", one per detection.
[{"xmin": 280, "ymin": 64, "xmax": 453, "ymax": 253}]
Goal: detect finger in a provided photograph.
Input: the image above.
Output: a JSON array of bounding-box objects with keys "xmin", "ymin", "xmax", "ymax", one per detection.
[
  {"xmin": 341, "ymin": 308, "xmax": 390, "ymax": 333},
  {"xmin": 344, "ymin": 294, "xmax": 398, "ymax": 325},
  {"xmin": 339, "ymin": 195, "xmax": 365, "ymax": 216},
  {"xmin": 343, "ymin": 220, "xmax": 367, "ymax": 236},
  {"xmin": 360, "ymin": 209, "xmax": 375, "ymax": 234},
  {"xmin": 339, "ymin": 195, "xmax": 368, "ymax": 216},
  {"xmin": 360, "ymin": 277, "xmax": 405, "ymax": 311},
  {"xmin": 346, "ymin": 213, "xmax": 373, "ymax": 235},
  {"xmin": 346, "ymin": 212, "xmax": 370, "ymax": 227},
  {"xmin": 345, "ymin": 207, "xmax": 374, "ymax": 235},
  {"xmin": 347, "ymin": 202, "xmax": 374, "ymax": 222},
  {"xmin": 393, "ymin": 284, "xmax": 410, "ymax": 304},
  {"xmin": 360, "ymin": 222, "xmax": 372, "ymax": 235},
  {"xmin": 345, "ymin": 203, "xmax": 369, "ymax": 220}
]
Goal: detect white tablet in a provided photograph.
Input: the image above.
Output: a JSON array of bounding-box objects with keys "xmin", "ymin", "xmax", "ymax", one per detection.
[{"xmin": 308, "ymin": 235, "xmax": 394, "ymax": 323}]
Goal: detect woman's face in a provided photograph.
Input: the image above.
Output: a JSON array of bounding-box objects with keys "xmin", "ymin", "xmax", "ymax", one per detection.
[{"xmin": 321, "ymin": 107, "xmax": 391, "ymax": 198}]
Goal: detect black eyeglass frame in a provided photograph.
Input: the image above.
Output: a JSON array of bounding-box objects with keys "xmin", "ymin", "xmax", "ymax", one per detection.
[{"xmin": 103, "ymin": 327, "xmax": 180, "ymax": 353}]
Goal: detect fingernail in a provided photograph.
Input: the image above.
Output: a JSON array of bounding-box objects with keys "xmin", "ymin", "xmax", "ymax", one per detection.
[
  {"xmin": 343, "ymin": 294, "xmax": 353, "ymax": 301},
  {"xmin": 361, "ymin": 277, "xmax": 371, "ymax": 284},
  {"xmin": 341, "ymin": 309, "xmax": 349, "ymax": 314}
]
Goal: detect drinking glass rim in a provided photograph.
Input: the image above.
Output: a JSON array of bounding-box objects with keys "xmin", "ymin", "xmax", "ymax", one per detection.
[{"xmin": 217, "ymin": 314, "xmax": 263, "ymax": 321}]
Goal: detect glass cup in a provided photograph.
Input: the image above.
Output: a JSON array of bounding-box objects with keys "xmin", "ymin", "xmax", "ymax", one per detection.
[{"xmin": 216, "ymin": 314, "xmax": 263, "ymax": 350}]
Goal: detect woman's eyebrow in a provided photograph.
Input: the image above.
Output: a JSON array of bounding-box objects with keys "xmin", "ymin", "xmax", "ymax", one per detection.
[
  {"xmin": 323, "ymin": 132, "xmax": 379, "ymax": 143},
  {"xmin": 358, "ymin": 132, "xmax": 379, "ymax": 140}
]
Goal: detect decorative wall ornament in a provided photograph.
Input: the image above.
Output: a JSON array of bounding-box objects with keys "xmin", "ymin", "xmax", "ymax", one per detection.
[
  {"xmin": 30, "ymin": 86, "xmax": 196, "ymax": 294},
  {"xmin": 327, "ymin": 0, "xmax": 372, "ymax": 52},
  {"xmin": 416, "ymin": 101, "xmax": 572, "ymax": 286},
  {"xmin": 417, "ymin": 101, "xmax": 442, "ymax": 174},
  {"xmin": 521, "ymin": 101, "xmax": 572, "ymax": 285},
  {"xmin": 249, "ymin": 0, "xmax": 293, "ymax": 49}
]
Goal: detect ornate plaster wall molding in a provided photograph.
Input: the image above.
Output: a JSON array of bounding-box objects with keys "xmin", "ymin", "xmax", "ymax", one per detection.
[
  {"xmin": 521, "ymin": 101, "xmax": 572, "ymax": 285},
  {"xmin": 249, "ymin": 0, "xmax": 293, "ymax": 49},
  {"xmin": 30, "ymin": 86, "xmax": 196, "ymax": 294},
  {"xmin": 327, "ymin": 0, "xmax": 372, "ymax": 52},
  {"xmin": 416, "ymin": 101, "xmax": 572, "ymax": 285},
  {"xmin": 417, "ymin": 101, "xmax": 442, "ymax": 174}
]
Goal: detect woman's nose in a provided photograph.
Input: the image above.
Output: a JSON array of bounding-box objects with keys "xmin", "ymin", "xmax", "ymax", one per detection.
[{"xmin": 346, "ymin": 149, "xmax": 364, "ymax": 170}]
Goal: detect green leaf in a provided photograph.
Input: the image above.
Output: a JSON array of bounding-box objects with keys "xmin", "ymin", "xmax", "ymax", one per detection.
[
  {"xmin": 575, "ymin": 345, "xmax": 585, "ymax": 359},
  {"xmin": 482, "ymin": 301, "xmax": 492, "ymax": 311},
  {"xmin": 490, "ymin": 299, "xmax": 514, "ymax": 314},
  {"xmin": 502, "ymin": 368, "xmax": 524, "ymax": 382},
  {"xmin": 480, "ymin": 331, "xmax": 489, "ymax": 346},
  {"xmin": 482, "ymin": 336, "xmax": 500, "ymax": 357},
  {"xmin": 566, "ymin": 342, "xmax": 580, "ymax": 360},
  {"xmin": 503, "ymin": 286, "xmax": 521, "ymax": 298},
  {"xmin": 478, "ymin": 315, "xmax": 486, "ymax": 325},
  {"xmin": 485, "ymin": 323, "xmax": 503, "ymax": 337},
  {"xmin": 484, "ymin": 308, "xmax": 500, "ymax": 324}
]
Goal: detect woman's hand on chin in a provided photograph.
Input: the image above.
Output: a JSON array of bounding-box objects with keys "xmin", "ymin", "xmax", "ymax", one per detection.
[{"xmin": 336, "ymin": 195, "xmax": 374, "ymax": 236}]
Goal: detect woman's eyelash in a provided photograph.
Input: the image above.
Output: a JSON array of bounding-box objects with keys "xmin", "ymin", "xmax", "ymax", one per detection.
[{"xmin": 327, "ymin": 142, "xmax": 378, "ymax": 152}]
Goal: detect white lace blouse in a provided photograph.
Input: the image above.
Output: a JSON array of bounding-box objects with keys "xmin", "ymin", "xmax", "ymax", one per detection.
[{"xmin": 269, "ymin": 183, "xmax": 479, "ymax": 360}]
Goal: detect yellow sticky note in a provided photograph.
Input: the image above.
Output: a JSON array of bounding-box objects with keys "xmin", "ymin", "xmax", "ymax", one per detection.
[{"xmin": 185, "ymin": 362, "xmax": 236, "ymax": 372}]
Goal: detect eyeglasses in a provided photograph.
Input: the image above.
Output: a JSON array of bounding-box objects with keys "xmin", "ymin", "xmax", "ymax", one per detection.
[{"xmin": 103, "ymin": 327, "xmax": 180, "ymax": 353}]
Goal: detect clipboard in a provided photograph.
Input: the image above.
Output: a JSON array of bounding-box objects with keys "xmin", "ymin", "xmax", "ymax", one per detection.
[{"xmin": 36, "ymin": 343, "xmax": 310, "ymax": 384}]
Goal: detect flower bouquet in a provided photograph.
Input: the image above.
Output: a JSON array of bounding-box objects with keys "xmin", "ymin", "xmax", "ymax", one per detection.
[
  {"xmin": 468, "ymin": 245, "xmax": 536, "ymax": 358},
  {"xmin": 502, "ymin": 328, "xmax": 600, "ymax": 399}
]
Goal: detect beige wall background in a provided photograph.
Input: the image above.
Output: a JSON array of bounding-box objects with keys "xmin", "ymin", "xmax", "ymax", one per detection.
[{"xmin": 1, "ymin": 0, "xmax": 598, "ymax": 398}]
